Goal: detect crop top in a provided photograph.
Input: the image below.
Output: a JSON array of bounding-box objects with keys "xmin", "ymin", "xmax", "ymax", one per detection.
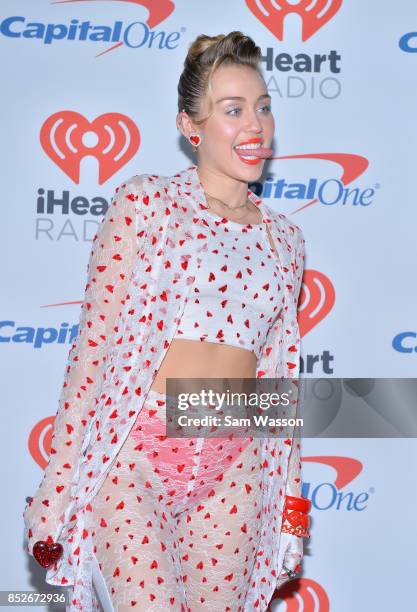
[{"xmin": 173, "ymin": 201, "xmax": 284, "ymax": 360}]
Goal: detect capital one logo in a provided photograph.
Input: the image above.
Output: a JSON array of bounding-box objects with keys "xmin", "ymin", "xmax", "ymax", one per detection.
[
  {"xmin": 303, "ymin": 455, "xmax": 363, "ymax": 489},
  {"xmin": 302, "ymin": 455, "xmax": 370, "ymax": 511},
  {"xmin": 263, "ymin": 153, "xmax": 373, "ymax": 214},
  {"xmin": 399, "ymin": 32, "xmax": 417, "ymax": 53},
  {"xmin": 298, "ymin": 270, "xmax": 335, "ymax": 337},
  {"xmin": 52, "ymin": 0, "xmax": 175, "ymax": 28},
  {"xmin": 40, "ymin": 111, "xmax": 140, "ymax": 184},
  {"xmin": 245, "ymin": 0, "xmax": 343, "ymax": 41}
]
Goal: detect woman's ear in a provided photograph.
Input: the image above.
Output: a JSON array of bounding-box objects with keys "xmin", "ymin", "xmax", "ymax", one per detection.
[{"xmin": 176, "ymin": 111, "xmax": 194, "ymax": 141}]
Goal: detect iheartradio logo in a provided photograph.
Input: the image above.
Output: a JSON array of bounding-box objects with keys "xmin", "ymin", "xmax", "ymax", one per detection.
[
  {"xmin": 40, "ymin": 111, "xmax": 140, "ymax": 184},
  {"xmin": 268, "ymin": 577, "xmax": 330, "ymax": 611},
  {"xmin": 298, "ymin": 270, "xmax": 335, "ymax": 337},
  {"xmin": 245, "ymin": 0, "xmax": 343, "ymax": 42},
  {"xmin": 27, "ymin": 416, "xmax": 55, "ymax": 470}
]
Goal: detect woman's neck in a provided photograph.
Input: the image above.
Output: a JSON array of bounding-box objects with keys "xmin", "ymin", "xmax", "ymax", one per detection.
[{"xmin": 196, "ymin": 165, "xmax": 248, "ymax": 209}]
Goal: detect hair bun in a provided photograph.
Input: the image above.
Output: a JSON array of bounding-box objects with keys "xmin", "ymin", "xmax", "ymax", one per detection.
[
  {"xmin": 185, "ymin": 34, "xmax": 226, "ymax": 64},
  {"xmin": 177, "ymin": 31, "xmax": 262, "ymax": 125}
]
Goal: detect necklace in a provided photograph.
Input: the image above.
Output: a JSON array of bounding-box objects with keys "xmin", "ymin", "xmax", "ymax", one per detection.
[{"xmin": 204, "ymin": 190, "xmax": 250, "ymax": 212}]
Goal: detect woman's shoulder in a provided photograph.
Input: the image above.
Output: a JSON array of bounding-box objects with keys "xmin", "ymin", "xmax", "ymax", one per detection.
[
  {"xmin": 112, "ymin": 172, "xmax": 165, "ymax": 196},
  {"xmin": 112, "ymin": 166, "xmax": 198, "ymax": 210},
  {"xmin": 111, "ymin": 173, "xmax": 171, "ymax": 218}
]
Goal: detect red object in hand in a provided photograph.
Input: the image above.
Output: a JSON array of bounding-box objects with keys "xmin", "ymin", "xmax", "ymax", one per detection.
[
  {"xmin": 33, "ymin": 540, "xmax": 63, "ymax": 569},
  {"xmin": 281, "ymin": 494, "xmax": 311, "ymax": 538}
]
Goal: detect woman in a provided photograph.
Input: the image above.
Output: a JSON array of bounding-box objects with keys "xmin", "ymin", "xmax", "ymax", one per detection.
[{"xmin": 23, "ymin": 32, "xmax": 310, "ymax": 611}]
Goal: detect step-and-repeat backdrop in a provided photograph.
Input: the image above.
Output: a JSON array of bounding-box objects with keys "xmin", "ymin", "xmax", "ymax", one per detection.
[{"xmin": 2, "ymin": 1, "xmax": 416, "ymax": 610}]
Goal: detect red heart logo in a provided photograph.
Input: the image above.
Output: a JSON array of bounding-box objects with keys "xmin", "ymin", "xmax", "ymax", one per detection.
[
  {"xmin": 40, "ymin": 111, "xmax": 140, "ymax": 185},
  {"xmin": 28, "ymin": 416, "xmax": 55, "ymax": 470},
  {"xmin": 190, "ymin": 135, "xmax": 200, "ymax": 145},
  {"xmin": 33, "ymin": 540, "xmax": 63, "ymax": 569},
  {"xmin": 244, "ymin": 0, "xmax": 343, "ymax": 42}
]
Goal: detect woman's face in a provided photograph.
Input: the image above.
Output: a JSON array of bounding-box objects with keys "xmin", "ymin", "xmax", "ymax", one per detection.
[{"xmin": 196, "ymin": 64, "xmax": 275, "ymax": 181}]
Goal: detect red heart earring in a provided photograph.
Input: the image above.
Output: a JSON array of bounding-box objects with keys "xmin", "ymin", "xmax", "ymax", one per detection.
[
  {"xmin": 33, "ymin": 539, "xmax": 64, "ymax": 569},
  {"xmin": 189, "ymin": 133, "xmax": 202, "ymax": 151}
]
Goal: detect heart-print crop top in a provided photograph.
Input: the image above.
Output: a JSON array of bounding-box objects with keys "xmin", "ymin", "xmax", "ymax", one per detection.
[{"xmin": 173, "ymin": 202, "xmax": 285, "ymax": 360}]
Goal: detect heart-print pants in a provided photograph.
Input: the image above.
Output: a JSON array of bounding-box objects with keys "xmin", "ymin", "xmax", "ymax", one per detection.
[{"xmin": 90, "ymin": 387, "xmax": 265, "ymax": 611}]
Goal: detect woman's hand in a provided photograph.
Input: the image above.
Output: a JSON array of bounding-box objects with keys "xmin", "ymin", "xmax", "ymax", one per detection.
[
  {"xmin": 275, "ymin": 531, "xmax": 303, "ymax": 590},
  {"xmin": 23, "ymin": 492, "xmax": 67, "ymax": 562}
]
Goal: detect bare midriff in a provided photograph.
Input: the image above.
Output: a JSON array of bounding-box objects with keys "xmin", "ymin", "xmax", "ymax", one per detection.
[{"xmin": 149, "ymin": 339, "xmax": 258, "ymax": 394}]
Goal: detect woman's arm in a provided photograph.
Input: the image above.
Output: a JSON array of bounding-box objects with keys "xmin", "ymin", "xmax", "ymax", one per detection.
[
  {"xmin": 23, "ymin": 176, "xmax": 145, "ymax": 556},
  {"xmin": 285, "ymin": 227, "xmax": 306, "ymax": 498}
]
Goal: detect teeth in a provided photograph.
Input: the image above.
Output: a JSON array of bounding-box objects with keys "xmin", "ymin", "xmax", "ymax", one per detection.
[{"xmin": 235, "ymin": 143, "xmax": 261, "ymax": 150}]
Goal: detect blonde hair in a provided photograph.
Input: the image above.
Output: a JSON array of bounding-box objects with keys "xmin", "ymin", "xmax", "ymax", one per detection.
[{"xmin": 177, "ymin": 31, "xmax": 263, "ymax": 126}]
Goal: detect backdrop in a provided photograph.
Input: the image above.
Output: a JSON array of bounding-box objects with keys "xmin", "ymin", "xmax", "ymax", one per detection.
[{"xmin": 2, "ymin": 1, "xmax": 416, "ymax": 610}]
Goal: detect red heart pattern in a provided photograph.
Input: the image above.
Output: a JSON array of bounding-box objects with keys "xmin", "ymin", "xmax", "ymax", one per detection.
[{"xmin": 23, "ymin": 165, "xmax": 307, "ymax": 609}]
